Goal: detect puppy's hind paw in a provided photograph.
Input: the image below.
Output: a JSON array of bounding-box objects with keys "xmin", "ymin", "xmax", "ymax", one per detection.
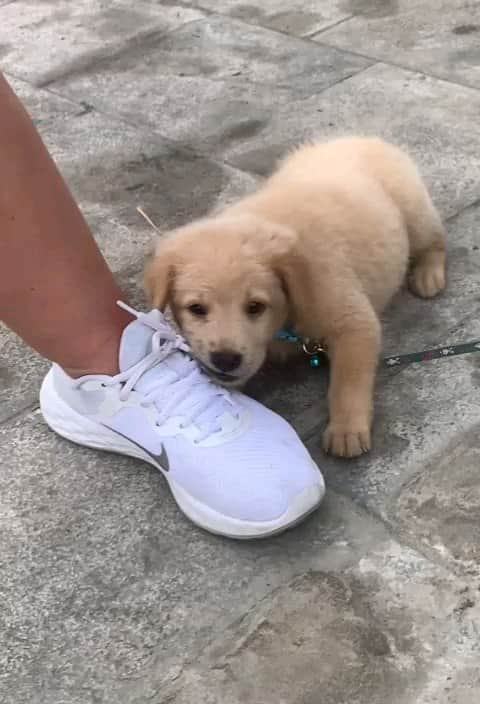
[{"xmin": 322, "ymin": 423, "xmax": 371, "ymax": 458}]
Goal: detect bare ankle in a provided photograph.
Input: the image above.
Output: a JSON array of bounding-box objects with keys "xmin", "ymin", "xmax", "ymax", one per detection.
[{"xmin": 61, "ymin": 310, "xmax": 133, "ymax": 379}]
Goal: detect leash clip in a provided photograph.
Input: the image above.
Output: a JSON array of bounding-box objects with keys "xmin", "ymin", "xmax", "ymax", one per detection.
[
  {"xmin": 302, "ymin": 339, "xmax": 325, "ymax": 355},
  {"xmin": 302, "ymin": 339, "xmax": 327, "ymax": 368}
]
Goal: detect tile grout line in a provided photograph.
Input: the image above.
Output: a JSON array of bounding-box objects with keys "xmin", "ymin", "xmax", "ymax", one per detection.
[
  {"xmin": 447, "ymin": 194, "xmax": 480, "ymax": 219},
  {"xmin": 0, "ymin": 401, "xmax": 40, "ymax": 428},
  {"xmin": 302, "ymin": 14, "xmax": 355, "ymax": 38},
  {"xmin": 312, "ymin": 37, "xmax": 480, "ymax": 94}
]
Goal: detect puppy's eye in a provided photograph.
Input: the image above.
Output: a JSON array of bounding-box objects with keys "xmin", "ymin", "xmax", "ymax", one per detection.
[
  {"xmin": 246, "ymin": 301, "xmax": 266, "ymax": 317},
  {"xmin": 188, "ymin": 303, "xmax": 208, "ymax": 317}
]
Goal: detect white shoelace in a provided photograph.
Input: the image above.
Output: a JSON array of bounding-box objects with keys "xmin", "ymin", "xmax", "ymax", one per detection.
[{"xmin": 99, "ymin": 303, "xmax": 238, "ymax": 442}]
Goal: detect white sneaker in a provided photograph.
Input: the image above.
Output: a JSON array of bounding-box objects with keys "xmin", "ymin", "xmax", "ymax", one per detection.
[{"xmin": 40, "ymin": 303, "xmax": 325, "ymax": 539}]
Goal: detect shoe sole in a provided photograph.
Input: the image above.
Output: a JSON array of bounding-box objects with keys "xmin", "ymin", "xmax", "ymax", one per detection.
[{"xmin": 39, "ymin": 369, "xmax": 324, "ymax": 539}]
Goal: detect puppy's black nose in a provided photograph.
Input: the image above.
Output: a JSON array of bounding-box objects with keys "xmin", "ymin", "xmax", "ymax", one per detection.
[{"xmin": 210, "ymin": 351, "xmax": 243, "ymax": 373}]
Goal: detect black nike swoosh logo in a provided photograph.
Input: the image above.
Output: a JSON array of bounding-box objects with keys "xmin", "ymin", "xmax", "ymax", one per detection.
[
  {"xmin": 104, "ymin": 426, "xmax": 170, "ymax": 472},
  {"xmin": 145, "ymin": 443, "xmax": 170, "ymax": 472}
]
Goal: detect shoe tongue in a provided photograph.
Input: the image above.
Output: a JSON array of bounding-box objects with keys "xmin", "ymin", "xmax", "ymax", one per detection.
[
  {"xmin": 118, "ymin": 309, "xmax": 191, "ymax": 379},
  {"xmin": 118, "ymin": 315, "xmax": 156, "ymax": 372}
]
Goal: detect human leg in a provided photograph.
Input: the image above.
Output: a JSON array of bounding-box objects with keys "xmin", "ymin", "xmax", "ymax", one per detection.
[{"xmin": 0, "ymin": 73, "xmax": 131, "ymax": 377}]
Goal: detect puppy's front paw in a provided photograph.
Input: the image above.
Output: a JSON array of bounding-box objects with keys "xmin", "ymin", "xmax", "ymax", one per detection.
[
  {"xmin": 409, "ymin": 250, "xmax": 446, "ymax": 299},
  {"xmin": 322, "ymin": 421, "xmax": 371, "ymax": 458}
]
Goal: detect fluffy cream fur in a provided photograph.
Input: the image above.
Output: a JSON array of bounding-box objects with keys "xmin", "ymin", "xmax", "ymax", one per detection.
[{"xmin": 145, "ymin": 137, "xmax": 446, "ymax": 457}]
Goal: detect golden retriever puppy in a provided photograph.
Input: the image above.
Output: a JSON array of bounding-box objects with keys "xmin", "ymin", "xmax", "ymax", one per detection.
[{"xmin": 145, "ymin": 137, "xmax": 446, "ymax": 458}]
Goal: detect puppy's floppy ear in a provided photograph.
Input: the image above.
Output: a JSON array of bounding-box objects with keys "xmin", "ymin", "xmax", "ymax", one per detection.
[
  {"xmin": 274, "ymin": 250, "xmax": 313, "ymax": 318},
  {"xmin": 264, "ymin": 224, "xmax": 315, "ymax": 326},
  {"xmin": 144, "ymin": 240, "xmax": 177, "ymax": 310},
  {"xmin": 256, "ymin": 220, "xmax": 298, "ymax": 261}
]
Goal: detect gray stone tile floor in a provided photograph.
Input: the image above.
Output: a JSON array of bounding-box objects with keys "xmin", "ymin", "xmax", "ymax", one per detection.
[{"xmin": 1, "ymin": 1, "xmax": 480, "ymax": 702}]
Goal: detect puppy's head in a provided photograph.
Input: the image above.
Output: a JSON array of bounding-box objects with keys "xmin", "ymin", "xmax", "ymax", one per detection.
[{"xmin": 145, "ymin": 213, "xmax": 300, "ymax": 385}]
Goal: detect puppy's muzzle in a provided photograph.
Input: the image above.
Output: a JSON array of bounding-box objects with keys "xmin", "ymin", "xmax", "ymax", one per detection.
[{"xmin": 210, "ymin": 350, "xmax": 243, "ymax": 373}]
